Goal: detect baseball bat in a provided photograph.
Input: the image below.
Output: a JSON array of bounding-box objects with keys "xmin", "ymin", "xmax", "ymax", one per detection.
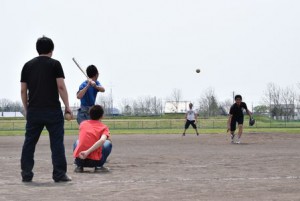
[{"xmin": 72, "ymin": 57, "xmax": 89, "ymax": 79}]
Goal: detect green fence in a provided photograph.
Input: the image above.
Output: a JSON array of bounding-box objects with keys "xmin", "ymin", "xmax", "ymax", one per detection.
[{"xmin": 1, "ymin": 118, "xmax": 300, "ymax": 131}]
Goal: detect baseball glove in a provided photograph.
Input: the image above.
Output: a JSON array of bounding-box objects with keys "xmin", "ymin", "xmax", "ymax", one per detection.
[{"xmin": 249, "ymin": 117, "xmax": 255, "ymax": 126}]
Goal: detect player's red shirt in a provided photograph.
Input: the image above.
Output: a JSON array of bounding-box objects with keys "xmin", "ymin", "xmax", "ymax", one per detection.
[{"xmin": 73, "ymin": 120, "xmax": 110, "ymax": 160}]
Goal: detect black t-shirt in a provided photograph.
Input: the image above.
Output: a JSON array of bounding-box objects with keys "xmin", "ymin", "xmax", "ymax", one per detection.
[
  {"xmin": 229, "ymin": 102, "xmax": 248, "ymax": 118},
  {"xmin": 20, "ymin": 56, "xmax": 65, "ymax": 109}
]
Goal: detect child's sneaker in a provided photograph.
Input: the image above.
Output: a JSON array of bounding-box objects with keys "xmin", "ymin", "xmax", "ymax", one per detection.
[
  {"xmin": 236, "ymin": 138, "xmax": 241, "ymax": 144},
  {"xmin": 74, "ymin": 166, "xmax": 84, "ymax": 173},
  {"xmin": 95, "ymin": 166, "xmax": 110, "ymax": 173}
]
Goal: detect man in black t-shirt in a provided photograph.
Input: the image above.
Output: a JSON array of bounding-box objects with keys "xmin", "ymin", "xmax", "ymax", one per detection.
[
  {"xmin": 227, "ymin": 95, "xmax": 252, "ymax": 144},
  {"xmin": 20, "ymin": 36, "xmax": 72, "ymax": 182}
]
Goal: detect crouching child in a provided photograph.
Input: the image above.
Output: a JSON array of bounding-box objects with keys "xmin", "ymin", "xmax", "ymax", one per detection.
[{"xmin": 73, "ymin": 105, "xmax": 112, "ymax": 172}]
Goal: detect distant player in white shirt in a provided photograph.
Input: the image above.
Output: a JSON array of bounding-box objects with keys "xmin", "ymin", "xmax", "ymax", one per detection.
[{"xmin": 182, "ymin": 103, "xmax": 199, "ymax": 136}]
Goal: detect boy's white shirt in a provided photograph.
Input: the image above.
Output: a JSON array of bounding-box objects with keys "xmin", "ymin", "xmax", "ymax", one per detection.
[{"xmin": 186, "ymin": 109, "xmax": 196, "ymax": 121}]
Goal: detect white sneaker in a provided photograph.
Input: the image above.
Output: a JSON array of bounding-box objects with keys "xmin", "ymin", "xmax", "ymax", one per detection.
[
  {"xmin": 231, "ymin": 134, "xmax": 235, "ymax": 143},
  {"xmin": 235, "ymin": 138, "xmax": 241, "ymax": 144}
]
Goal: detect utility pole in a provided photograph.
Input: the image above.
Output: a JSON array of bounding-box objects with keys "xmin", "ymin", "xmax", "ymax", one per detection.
[
  {"xmin": 110, "ymin": 87, "xmax": 113, "ymax": 117},
  {"xmin": 107, "ymin": 82, "xmax": 115, "ymax": 117}
]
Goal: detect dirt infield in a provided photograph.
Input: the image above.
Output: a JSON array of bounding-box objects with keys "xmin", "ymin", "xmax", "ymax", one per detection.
[{"xmin": 1, "ymin": 133, "xmax": 300, "ymax": 201}]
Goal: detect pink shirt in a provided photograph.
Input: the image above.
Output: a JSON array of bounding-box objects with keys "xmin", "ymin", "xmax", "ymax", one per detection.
[{"xmin": 73, "ymin": 120, "xmax": 110, "ymax": 160}]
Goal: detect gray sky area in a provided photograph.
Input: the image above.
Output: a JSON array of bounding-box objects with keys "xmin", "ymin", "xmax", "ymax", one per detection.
[{"xmin": 1, "ymin": 0, "xmax": 299, "ymax": 108}]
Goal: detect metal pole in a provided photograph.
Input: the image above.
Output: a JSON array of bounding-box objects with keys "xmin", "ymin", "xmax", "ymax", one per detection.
[{"xmin": 232, "ymin": 91, "xmax": 235, "ymax": 104}]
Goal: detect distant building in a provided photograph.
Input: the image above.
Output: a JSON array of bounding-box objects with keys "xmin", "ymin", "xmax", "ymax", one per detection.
[
  {"xmin": 295, "ymin": 107, "xmax": 300, "ymax": 120},
  {"xmin": 164, "ymin": 101, "xmax": 191, "ymax": 114}
]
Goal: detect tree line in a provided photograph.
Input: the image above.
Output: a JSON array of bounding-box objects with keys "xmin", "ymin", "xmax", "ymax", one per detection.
[
  {"xmin": 96, "ymin": 82, "xmax": 300, "ymax": 120},
  {"xmin": 1, "ymin": 82, "xmax": 300, "ymax": 120},
  {"xmin": 98, "ymin": 87, "xmax": 233, "ymax": 117},
  {"xmin": 0, "ymin": 99, "xmax": 23, "ymax": 112},
  {"xmin": 262, "ymin": 83, "xmax": 299, "ymax": 120}
]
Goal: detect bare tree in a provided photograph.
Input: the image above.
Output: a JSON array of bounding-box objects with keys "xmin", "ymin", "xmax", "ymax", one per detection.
[
  {"xmin": 297, "ymin": 83, "xmax": 300, "ymax": 105},
  {"xmin": 144, "ymin": 97, "xmax": 152, "ymax": 115},
  {"xmin": 253, "ymin": 105, "xmax": 269, "ymax": 115},
  {"xmin": 168, "ymin": 88, "xmax": 182, "ymax": 113},
  {"xmin": 219, "ymin": 99, "xmax": 233, "ymax": 115},
  {"xmin": 120, "ymin": 98, "xmax": 132, "ymax": 116},
  {"xmin": 150, "ymin": 96, "xmax": 162, "ymax": 115},
  {"xmin": 131, "ymin": 98, "xmax": 146, "ymax": 116},
  {"xmin": 122, "ymin": 96, "xmax": 162, "ymax": 116},
  {"xmin": 263, "ymin": 83, "xmax": 282, "ymax": 118},
  {"xmin": 0, "ymin": 99, "xmax": 23, "ymax": 112},
  {"xmin": 137, "ymin": 97, "xmax": 146, "ymax": 115},
  {"xmin": 132, "ymin": 100, "xmax": 139, "ymax": 116},
  {"xmin": 97, "ymin": 94, "xmax": 113, "ymax": 115},
  {"xmin": 281, "ymin": 86, "xmax": 296, "ymax": 120},
  {"xmin": 262, "ymin": 83, "xmax": 299, "ymax": 120},
  {"xmin": 198, "ymin": 87, "xmax": 219, "ymax": 117},
  {"xmin": 135, "ymin": 97, "xmax": 155, "ymax": 115},
  {"xmin": 0, "ymin": 98, "xmax": 12, "ymax": 112}
]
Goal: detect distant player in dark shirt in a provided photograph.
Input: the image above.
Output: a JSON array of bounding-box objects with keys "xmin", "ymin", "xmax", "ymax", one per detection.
[{"xmin": 227, "ymin": 95, "xmax": 252, "ymax": 144}]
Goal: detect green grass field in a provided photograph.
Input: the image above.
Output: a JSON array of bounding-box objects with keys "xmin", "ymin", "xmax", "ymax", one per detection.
[{"xmin": 1, "ymin": 115, "xmax": 300, "ymax": 136}]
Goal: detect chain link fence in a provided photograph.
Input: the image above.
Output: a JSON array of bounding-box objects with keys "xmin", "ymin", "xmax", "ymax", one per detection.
[{"xmin": 1, "ymin": 118, "xmax": 300, "ymax": 131}]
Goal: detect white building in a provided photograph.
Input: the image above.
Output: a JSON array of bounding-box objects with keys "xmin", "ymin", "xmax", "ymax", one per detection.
[{"xmin": 164, "ymin": 101, "xmax": 191, "ymax": 114}]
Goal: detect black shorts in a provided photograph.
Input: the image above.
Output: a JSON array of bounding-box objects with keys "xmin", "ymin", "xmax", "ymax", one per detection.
[
  {"xmin": 185, "ymin": 120, "xmax": 197, "ymax": 129},
  {"xmin": 230, "ymin": 116, "xmax": 244, "ymax": 131}
]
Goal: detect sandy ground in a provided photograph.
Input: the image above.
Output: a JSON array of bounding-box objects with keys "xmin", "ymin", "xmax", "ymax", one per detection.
[{"xmin": 1, "ymin": 132, "xmax": 300, "ymax": 201}]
